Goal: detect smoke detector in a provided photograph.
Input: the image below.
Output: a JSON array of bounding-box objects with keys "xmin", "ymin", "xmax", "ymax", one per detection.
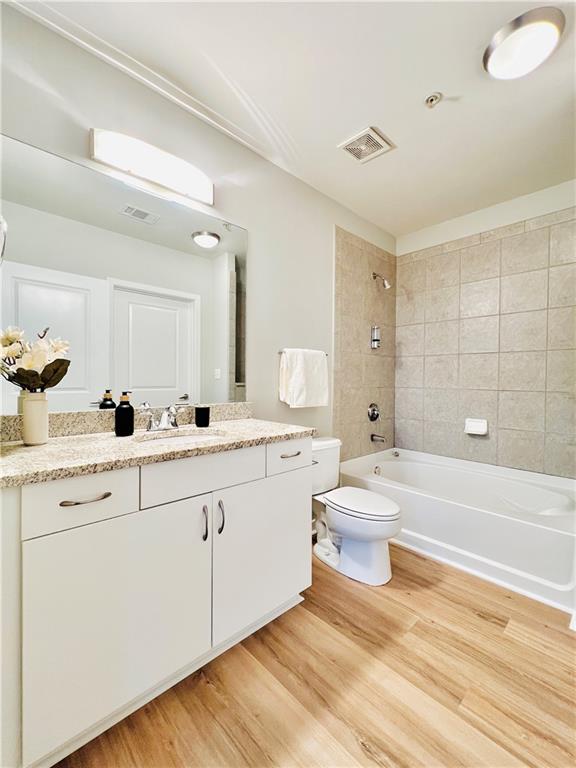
[
  {"xmin": 339, "ymin": 127, "xmax": 395, "ymax": 163},
  {"xmin": 120, "ymin": 205, "xmax": 159, "ymax": 225}
]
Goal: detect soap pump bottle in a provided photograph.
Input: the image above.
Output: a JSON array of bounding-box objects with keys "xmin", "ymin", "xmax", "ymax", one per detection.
[
  {"xmin": 115, "ymin": 391, "xmax": 134, "ymax": 437},
  {"xmin": 99, "ymin": 389, "xmax": 116, "ymax": 409}
]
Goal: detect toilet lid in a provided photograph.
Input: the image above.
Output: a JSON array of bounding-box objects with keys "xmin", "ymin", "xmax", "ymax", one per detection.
[{"xmin": 324, "ymin": 487, "xmax": 400, "ymax": 521}]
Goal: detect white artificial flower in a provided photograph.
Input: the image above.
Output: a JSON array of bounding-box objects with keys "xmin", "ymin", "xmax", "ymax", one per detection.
[
  {"xmin": 0, "ymin": 326, "xmax": 24, "ymax": 347},
  {"xmin": 19, "ymin": 341, "xmax": 51, "ymax": 374},
  {"xmin": 0, "ymin": 341, "xmax": 23, "ymax": 359},
  {"xmin": 49, "ymin": 338, "xmax": 70, "ymax": 356}
]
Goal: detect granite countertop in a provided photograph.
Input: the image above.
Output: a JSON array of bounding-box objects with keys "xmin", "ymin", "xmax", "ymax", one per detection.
[{"xmin": 0, "ymin": 419, "xmax": 316, "ymax": 488}]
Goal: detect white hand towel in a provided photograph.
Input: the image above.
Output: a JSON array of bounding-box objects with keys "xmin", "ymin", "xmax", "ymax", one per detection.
[{"xmin": 279, "ymin": 348, "xmax": 329, "ymax": 408}]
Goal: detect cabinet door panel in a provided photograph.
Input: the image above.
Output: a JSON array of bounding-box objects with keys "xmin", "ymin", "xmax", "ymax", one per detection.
[
  {"xmin": 213, "ymin": 469, "xmax": 311, "ymax": 646},
  {"xmin": 23, "ymin": 496, "xmax": 212, "ymax": 767}
]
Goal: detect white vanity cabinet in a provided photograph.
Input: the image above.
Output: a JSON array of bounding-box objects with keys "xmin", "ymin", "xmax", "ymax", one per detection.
[
  {"xmin": 9, "ymin": 438, "xmax": 312, "ymax": 768},
  {"xmin": 22, "ymin": 493, "xmax": 213, "ymax": 768}
]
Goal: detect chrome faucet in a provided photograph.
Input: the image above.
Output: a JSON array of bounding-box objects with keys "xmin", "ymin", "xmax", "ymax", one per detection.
[{"xmin": 140, "ymin": 402, "xmax": 181, "ymax": 431}]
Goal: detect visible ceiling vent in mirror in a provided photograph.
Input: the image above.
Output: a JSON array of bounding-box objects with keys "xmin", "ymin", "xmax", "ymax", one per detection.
[
  {"xmin": 120, "ymin": 205, "xmax": 159, "ymax": 225},
  {"xmin": 339, "ymin": 127, "xmax": 395, "ymax": 163}
]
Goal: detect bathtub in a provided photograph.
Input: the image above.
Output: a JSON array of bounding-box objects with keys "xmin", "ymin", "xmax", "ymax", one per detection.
[{"xmin": 339, "ymin": 449, "xmax": 576, "ymax": 617}]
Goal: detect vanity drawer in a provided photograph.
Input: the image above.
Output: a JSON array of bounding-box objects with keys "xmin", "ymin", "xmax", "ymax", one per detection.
[
  {"xmin": 140, "ymin": 445, "xmax": 266, "ymax": 508},
  {"xmin": 21, "ymin": 467, "xmax": 140, "ymax": 540},
  {"xmin": 266, "ymin": 438, "xmax": 312, "ymax": 476}
]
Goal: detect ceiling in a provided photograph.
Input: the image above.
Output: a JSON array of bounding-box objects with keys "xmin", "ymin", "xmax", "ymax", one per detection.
[{"xmin": 15, "ymin": 1, "xmax": 576, "ymax": 236}]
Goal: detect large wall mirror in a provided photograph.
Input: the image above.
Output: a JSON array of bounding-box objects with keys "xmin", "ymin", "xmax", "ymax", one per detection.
[{"xmin": 0, "ymin": 135, "xmax": 247, "ymax": 413}]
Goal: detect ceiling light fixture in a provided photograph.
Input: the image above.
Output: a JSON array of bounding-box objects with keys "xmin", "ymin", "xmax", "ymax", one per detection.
[
  {"xmin": 91, "ymin": 129, "xmax": 214, "ymax": 205},
  {"xmin": 192, "ymin": 231, "xmax": 220, "ymax": 249},
  {"xmin": 483, "ymin": 7, "xmax": 565, "ymax": 80}
]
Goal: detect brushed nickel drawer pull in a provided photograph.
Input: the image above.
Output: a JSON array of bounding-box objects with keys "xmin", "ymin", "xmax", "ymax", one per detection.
[
  {"xmin": 217, "ymin": 499, "xmax": 225, "ymax": 534},
  {"xmin": 280, "ymin": 450, "xmax": 302, "ymax": 459},
  {"xmin": 59, "ymin": 491, "xmax": 112, "ymax": 507},
  {"xmin": 202, "ymin": 505, "xmax": 209, "ymax": 541}
]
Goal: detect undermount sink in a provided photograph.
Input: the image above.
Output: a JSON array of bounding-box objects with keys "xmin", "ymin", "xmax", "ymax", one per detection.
[{"xmin": 134, "ymin": 427, "xmax": 227, "ymax": 446}]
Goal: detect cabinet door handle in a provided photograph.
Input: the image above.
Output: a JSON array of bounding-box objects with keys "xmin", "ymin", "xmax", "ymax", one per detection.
[
  {"xmin": 280, "ymin": 450, "xmax": 302, "ymax": 459},
  {"xmin": 217, "ymin": 499, "xmax": 225, "ymax": 534},
  {"xmin": 202, "ymin": 505, "xmax": 209, "ymax": 541},
  {"xmin": 59, "ymin": 491, "xmax": 112, "ymax": 507}
]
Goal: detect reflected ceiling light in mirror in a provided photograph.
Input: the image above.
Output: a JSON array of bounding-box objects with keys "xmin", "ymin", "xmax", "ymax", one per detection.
[
  {"xmin": 192, "ymin": 231, "xmax": 220, "ymax": 249},
  {"xmin": 90, "ymin": 129, "xmax": 214, "ymax": 205},
  {"xmin": 483, "ymin": 7, "xmax": 565, "ymax": 80}
]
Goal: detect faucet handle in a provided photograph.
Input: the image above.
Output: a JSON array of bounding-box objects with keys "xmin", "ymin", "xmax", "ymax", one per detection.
[{"xmin": 139, "ymin": 401, "xmax": 152, "ymax": 410}]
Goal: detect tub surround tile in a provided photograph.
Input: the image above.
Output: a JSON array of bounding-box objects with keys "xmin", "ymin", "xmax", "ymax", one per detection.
[
  {"xmin": 0, "ymin": 419, "xmax": 315, "ymax": 488},
  {"xmin": 424, "ymin": 355, "xmax": 459, "ymax": 389},
  {"xmin": 548, "ymin": 263, "xmax": 576, "ymax": 308},
  {"xmin": 546, "ymin": 392, "xmax": 576, "ymax": 436},
  {"xmin": 397, "ymin": 260, "xmax": 426, "ymax": 294},
  {"xmin": 459, "ymin": 316, "xmax": 499, "ymax": 353},
  {"xmin": 501, "ymin": 270, "xmax": 548, "ymax": 314},
  {"xmin": 396, "ymin": 356, "xmax": 424, "ymax": 388},
  {"xmin": 426, "ymin": 286, "xmax": 460, "ymax": 322},
  {"xmin": 546, "ymin": 350, "xmax": 576, "ymax": 393},
  {"xmin": 498, "ymin": 391, "xmax": 545, "ymax": 432},
  {"xmin": 526, "ymin": 206, "xmax": 575, "ymax": 231},
  {"xmin": 460, "ymin": 241, "xmax": 501, "ymax": 284},
  {"xmin": 395, "ymin": 388, "xmax": 424, "ymax": 420},
  {"xmin": 423, "ymin": 421, "xmax": 461, "ymax": 457},
  {"xmin": 458, "ymin": 390, "xmax": 498, "ymax": 425},
  {"xmin": 459, "ymin": 432, "xmax": 498, "ymax": 464},
  {"xmin": 544, "ymin": 433, "xmax": 576, "ymax": 478},
  {"xmin": 460, "ymin": 278, "xmax": 500, "ymax": 318},
  {"xmin": 396, "ymin": 292, "xmax": 425, "ymax": 326},
  {"xmin": 394, "ymin": 419, "xmax": 423, "ymax": 450},
  {"xmin": 459, "ymin": 353, "xmax": 499, "ymax": 390},
  {"xmin": 426, "ymin": 251, "xmax": 460, "ymax": 289},
  {"xmin": 425, "ymin": 320, "xmax": 459, "ymax": 355},
  {"xmin": 481, "ymin": 221, "xmax": 525, "ymax": 242},
  {"xmin": 441, "ymin": 233, "xmax": 481, "ymax": 253},
  {"xmin": 497, "ymin": 429, "xmax": 545, "ymax": 473},
  {"xmin": 548, "ymin": 307, "xmax": 576, "ymax": 350},
  {"xmin": 550, "ymin": 220, "xmax": 576, "ymax": 266},
  {"xmin": 499, "ymin": 351, "xmax": 546, "ymax": 391},
  {"xmin": 500, "ymin": 229, "xmax": 549, "ymax": 276},
  {"xmin": 499, "ymin": 310, "xmax": 547, "ymax": 352},
  {"xmin": 396, "ymin": 324, "xmax": 424, "ymax": 356},
  {"xmin": 424, "ymin": 389, "xmax": 459, "ymax": 423}
]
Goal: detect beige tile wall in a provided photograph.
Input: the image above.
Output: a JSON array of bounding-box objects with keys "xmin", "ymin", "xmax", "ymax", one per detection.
[
  {"xmin": 334, "ymin": 227, "xmax": 396, "ymax": 460},
  {"xmin": 395, "ymin": 207, "xmax": 576, "ymax": 478}
]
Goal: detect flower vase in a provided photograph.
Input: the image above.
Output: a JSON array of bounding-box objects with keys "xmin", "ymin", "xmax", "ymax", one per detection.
[{"xmin": 21, "ymin": 392, "xmax": 49, "ymax": 446}]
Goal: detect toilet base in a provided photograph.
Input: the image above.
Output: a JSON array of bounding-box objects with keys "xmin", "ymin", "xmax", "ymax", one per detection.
[
  {"xmin": 339, "ymin": 538, "xmax": 392, "ymax": 586},
  {"xmin": 313, "ymin": 537, "xmax": 392, "ymax": 586}
]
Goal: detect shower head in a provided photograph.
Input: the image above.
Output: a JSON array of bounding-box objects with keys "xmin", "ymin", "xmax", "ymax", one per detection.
[{"xmin": 372, "ymin": 272, "xmax": 392, "ymax": 290}]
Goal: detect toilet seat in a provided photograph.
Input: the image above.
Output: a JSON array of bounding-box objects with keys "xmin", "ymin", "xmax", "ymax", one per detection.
[{"xmin": 324, "ymin": 486, "xmax": 400, "ymax": 522}]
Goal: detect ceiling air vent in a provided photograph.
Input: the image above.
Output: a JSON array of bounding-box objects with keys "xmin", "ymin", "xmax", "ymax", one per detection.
[
  {"xmin": 339, "ymin": 127, "xmax": 395, "ymax": 163},
  {"xmin": 120, "ymin": 205, "xmax": 159, "ymax": 225}
]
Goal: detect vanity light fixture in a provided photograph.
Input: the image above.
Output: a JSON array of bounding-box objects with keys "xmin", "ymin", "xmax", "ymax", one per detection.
[
  {"xmin": 192, "ymin": 231, "xmax": 220, "ymax": 249},
  {"xmin": 90, "ymin": 129, "xmax": 214, "ymax": 205},
  {"xmin": 483, "ymin": 7, "xmax": 565, "ymax": 80}
]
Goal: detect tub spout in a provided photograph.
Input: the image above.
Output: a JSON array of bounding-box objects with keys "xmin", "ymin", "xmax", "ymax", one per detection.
[{"xmin": 371, "ymin": 433, "xmax": 387, "ymax": 443}]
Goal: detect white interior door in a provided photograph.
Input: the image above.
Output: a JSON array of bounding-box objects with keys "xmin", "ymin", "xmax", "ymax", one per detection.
[
  {"xmin": 112, "ymin": 281, "xmax": 199, "ymax": 407},
  {"xmin": 0, "ymin": 261, "xmax": 108, "ymax": 412}
]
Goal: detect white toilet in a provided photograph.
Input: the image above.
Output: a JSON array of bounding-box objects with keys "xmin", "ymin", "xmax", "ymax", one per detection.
[{"xmin": 312, "ymin": 437, "xmax": 401, "ymax": 586}]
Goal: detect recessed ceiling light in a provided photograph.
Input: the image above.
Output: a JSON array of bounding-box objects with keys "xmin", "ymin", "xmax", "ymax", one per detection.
[
  {"xmin": 483, "ymin": 7, "xmax": 565, "ymax": 80},
  {"xmin": 192, "ymin": 231, "xmax": 220, "ymax": 249}
]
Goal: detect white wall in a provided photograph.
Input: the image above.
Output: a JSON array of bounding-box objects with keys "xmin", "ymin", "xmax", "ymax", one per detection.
[
  {"xmin": 397, "ymin": 180, "xmax": 576, "ymax": 255},
  {"xmin": 1, "ymin": 6, "xmax": 395, "ymax": 434},
  {"xmin": 1, "ymin": 199, "xmax": 219, "ymax": 400}
]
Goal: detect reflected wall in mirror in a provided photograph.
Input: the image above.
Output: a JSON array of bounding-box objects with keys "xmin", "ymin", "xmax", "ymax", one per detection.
[{"xmin": 0, "ymin": 136, "xmax": 247, "ymax": 413}]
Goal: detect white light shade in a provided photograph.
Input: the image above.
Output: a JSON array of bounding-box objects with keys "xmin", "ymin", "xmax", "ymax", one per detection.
[
  {"xmin": 91, "ymin": 129, "xmax": 213, "ymax": 205},
  {"xmin": 483, "ymin": 7, "xmax": 565, "ymax": 80},
  {"xmin": 192, "ymin": 231, "xmax": 220, "ymax": 249}
]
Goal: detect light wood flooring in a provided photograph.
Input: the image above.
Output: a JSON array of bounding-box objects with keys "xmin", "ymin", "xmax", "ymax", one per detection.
[{"xmin": 58, "ymin": 545, "xmax": 575, "ymax": 768}]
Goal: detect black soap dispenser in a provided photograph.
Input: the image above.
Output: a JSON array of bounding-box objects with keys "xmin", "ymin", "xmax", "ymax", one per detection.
[
  {"xmin": 99, "ymin": 389, "xmax": 116, "ymax": 409},
  {"xmin": 115, "ymin": 391, "xmax": 134, "ymax": 437}
]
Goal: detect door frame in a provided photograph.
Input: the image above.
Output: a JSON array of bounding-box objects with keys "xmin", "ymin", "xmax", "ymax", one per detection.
[{"xmin": 108, "ymin": 278, "xmax": 201, "ymax": 404}]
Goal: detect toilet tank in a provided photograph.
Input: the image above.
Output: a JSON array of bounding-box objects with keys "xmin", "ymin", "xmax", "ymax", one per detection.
[{"xmin": 312, "ymin": 437, "xmax": 342, "ymax": 494}]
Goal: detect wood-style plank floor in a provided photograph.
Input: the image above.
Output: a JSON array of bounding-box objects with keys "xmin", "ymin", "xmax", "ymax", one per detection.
[{"xmin": 57, "ymin": 545, "xmax": 576, "ymax": 768}]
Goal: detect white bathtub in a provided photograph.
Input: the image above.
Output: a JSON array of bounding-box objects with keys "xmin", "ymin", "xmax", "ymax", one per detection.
[{"xmin": 339, "ymin": 449, "xmax": 576, "ymax": 617}]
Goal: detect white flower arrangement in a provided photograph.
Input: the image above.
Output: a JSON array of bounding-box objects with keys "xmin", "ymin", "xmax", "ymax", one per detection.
[{"xmin": 0, "ymin": 326, "xmax": 71, "ymax": 391}]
